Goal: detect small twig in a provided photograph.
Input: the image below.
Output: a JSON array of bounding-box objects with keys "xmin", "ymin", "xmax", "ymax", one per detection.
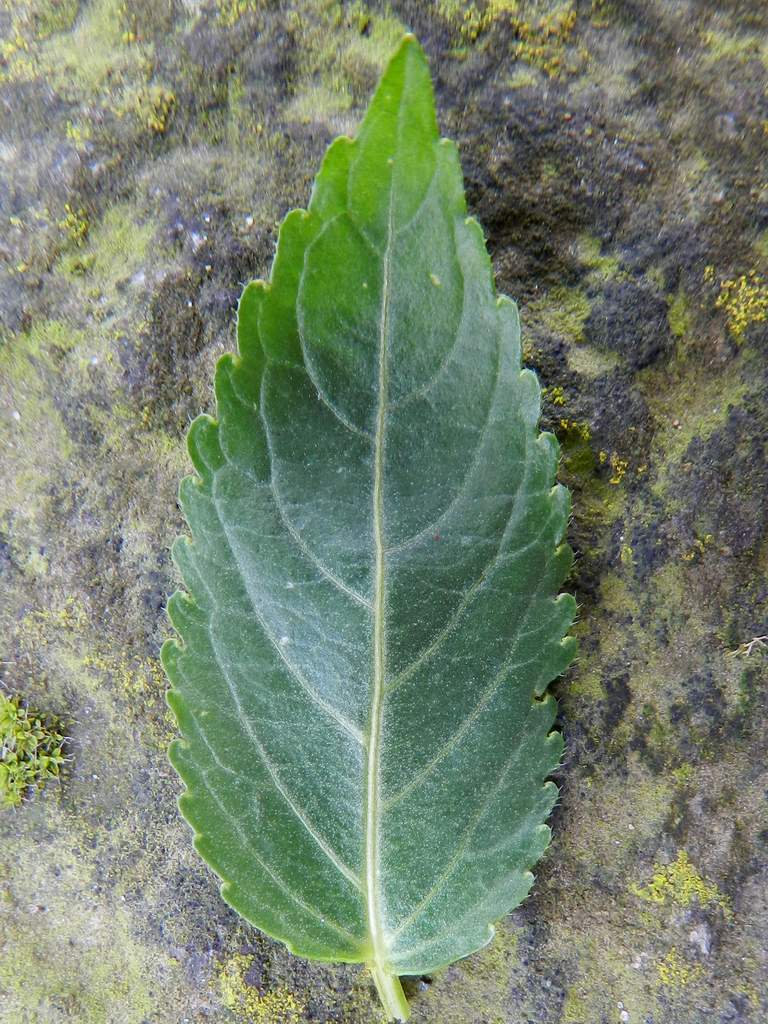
[{"xmin": 726, "ymin": 635, "xmax": 768, "ymax": 658}]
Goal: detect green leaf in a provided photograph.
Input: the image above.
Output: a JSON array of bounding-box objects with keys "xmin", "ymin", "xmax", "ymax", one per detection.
[{"xmin": 163, "ymin": 35, "xmax": 576, "ymax": 1021}]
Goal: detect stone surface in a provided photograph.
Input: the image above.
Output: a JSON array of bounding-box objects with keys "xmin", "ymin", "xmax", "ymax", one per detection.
[{"xmin": 1, "ymin": 1, "xmax": 767, "ymax": 1022}]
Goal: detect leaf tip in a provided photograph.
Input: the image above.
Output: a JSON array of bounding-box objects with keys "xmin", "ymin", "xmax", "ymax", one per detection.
[
  {"xmin": 394, "ymin": 31, "xmax": 425, "ymax": 62},
  {"xmin": 367, "ymin": 32, "xmax": 435, "ymax": 140}
]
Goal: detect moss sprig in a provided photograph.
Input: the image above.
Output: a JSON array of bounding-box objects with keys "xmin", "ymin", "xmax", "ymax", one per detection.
[{"xmin": 0, "ymin": 691, "xmax": 66, "ymax": 809}]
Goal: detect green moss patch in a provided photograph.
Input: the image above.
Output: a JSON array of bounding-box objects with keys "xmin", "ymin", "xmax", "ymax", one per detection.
[
  {"xmin": 526, "ymin": 285, "xmax": 591, "ymax": 343},
  {"xmin": 0, "ymin": 692, "xmax": 65, "ymax": 808}
]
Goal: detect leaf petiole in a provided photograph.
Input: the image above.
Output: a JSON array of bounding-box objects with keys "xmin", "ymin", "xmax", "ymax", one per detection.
[{"xmin": 370, "ymin": 962, "xmax": 409, "ymax": 1022}]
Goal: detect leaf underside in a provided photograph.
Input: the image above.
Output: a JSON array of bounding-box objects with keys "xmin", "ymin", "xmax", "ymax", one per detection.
[{"xmin": 163, "ymin": 34, "xmax": 576, "ymax": 1010}]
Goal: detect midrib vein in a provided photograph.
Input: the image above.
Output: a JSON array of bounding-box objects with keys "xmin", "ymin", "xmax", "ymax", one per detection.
[{"xmin": 365, "ymin": 197, "xmax": 394, "ymax": 971}]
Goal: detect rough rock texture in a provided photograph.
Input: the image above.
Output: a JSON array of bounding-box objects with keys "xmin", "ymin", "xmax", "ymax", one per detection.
[{"xmin": 1, "ymin": 2, "xmax": 767, "ymax": 1022}]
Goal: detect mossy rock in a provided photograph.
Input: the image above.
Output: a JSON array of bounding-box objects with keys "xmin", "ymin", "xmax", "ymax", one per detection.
[{"xmin": 1, "ymin": 1, "xmax": 767, "ymax": 1022}]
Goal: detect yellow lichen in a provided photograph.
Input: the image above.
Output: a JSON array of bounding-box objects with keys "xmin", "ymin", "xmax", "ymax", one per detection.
[
  {"xmin": 656, "ymin": 947, "xmax": 703, "ymax": 988},
  {"xmin": 19, "ymin": 0, "xmax": 79, "ymax": 39},
  {"xmin": 16, "ymin": 599, "xmax": 169, "ymax": 729},
  {"xmin": 346, "ymin": 0, "xmax": 372, "ymax": 33},
  {"xmin": 82, "ymin": 652, "xmax": 167, "ymax": 711},
  {"xmin": 512, "ymin": 3, "xmax": 577, "ymax": 76},
  {"xmin": 217, "ymin": 952, "xmax": 304, "ymax": 1023},
  {"xmin": 681, "ymin": 532, "xmax": 714, "ymax": 562},
  {"xmin": 671, "ymin": 763, "xmax": 694, "ymax": 786},
  {"xmin": 58, "ymin": 202, "xmax": 89, "ymax": 247},
  {"xmin": 132, "ymin": 86, "xmax": 176, "ymax": 134},
  {"xmin": 590, "ymin": 0, "xmax": 609, "ymax": 27},
  {"xmin": 18, "ymin": 596, "xmax": 89, "ymax": 643},
  {"xmin": 632, "ymin": 849, "xmax": 730, "ymax": 915},
  {"xmin": 608, "ymin": 454, "xmax": 627, "ymax": 486},
  {"xmin": 558, "ymin": 418, "xmax": 591, "ymax": 442},
  {"xmin": 118, "ymin": 0, "xmax": 139, "ymax": 43},
  {"xmin": 544, "ymin": 385, "xmax": 567, "ymax": 406},
  {"xmin": 0, "ymin": 29, "xmax": 37, "ymax": 83},
  {"xmin": 438, "ymin": 0, "xmax": 518, "ymax": 44},
  {"xmin": 714, "ymin": 270, "xmax": 768, "ymax": 342},
  {"xmin": 65, "ymin": 120, "xmax": 92, "ymax": 148},
  {"xmin": 701, "ymin": 27, "xmax": 768, "ymax": 65},
  {"xmin": 216, "ymin": 0, "xmax": 263, "ymax": 27},
  {"xmin": 598, "ymin": 449, "xmax": 627, "ymax": 485},
  {"xmin": 438, "ymin": 0, "xmax": 578, "ymax": 76}
]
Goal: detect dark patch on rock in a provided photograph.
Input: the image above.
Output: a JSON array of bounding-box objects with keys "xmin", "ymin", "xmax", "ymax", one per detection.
[
  {"xmin": 124, "ymin": 271, "xmax": 205, "ymax": 421},
  {"xmin": 587, "ymin": 368, "xmax": 654, "ymax": 466},
  {"xmin": 629, "ymin": 508, "xmax": 671, "ymax": 581},
  {"xmin": 670, "ymin": 402, "xmax": 768, "ymax": 559},
  {"xmin": 585, "ymin": 280, "xmax": 674, "ymax": 369},
  {"xmin": 601, "ymin": 667, "xmax": 632, "ymax": 736},
  {"xmin": 530, "ymin": 336, "xmax": 571, "ymax": 397},
  {"xmin": 685, "ymin": 668, "xmax": 728, "ymax": 736},
  {"xmin": 141, "ymin": 569, "xmax": 168, "ymax": 617},
  {"xmin": 629, "ymin": 701, "xmax": 668, "ymax": 773},
  {"xmin": 620, "ymin": 221, "xmax": 710, "ymax": 290},
  {"xmin": 0, "ymin": 534, "xmax": 19, "ymax": 594}
]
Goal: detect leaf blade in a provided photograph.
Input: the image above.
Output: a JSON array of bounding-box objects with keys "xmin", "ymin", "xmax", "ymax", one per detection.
[{"xmin": 164, "ymin": 33, "xmax": 576, "ymax": 1016}]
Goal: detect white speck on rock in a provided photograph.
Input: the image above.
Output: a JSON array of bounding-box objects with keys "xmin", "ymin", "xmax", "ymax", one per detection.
[{"xmin": 689, "ymin": 922, "xmax": 712, "ymax": 956}]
